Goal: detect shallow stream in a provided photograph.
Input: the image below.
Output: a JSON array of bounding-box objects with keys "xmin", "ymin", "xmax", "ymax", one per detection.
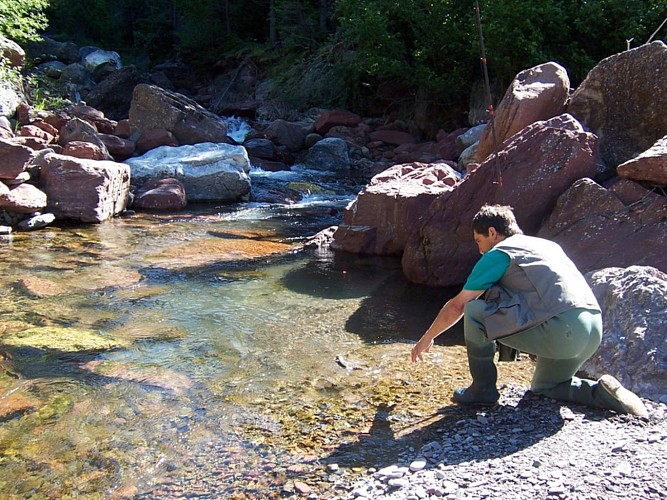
[{"xmin": 0, "ymin": 165, "xmax": 487, "ymax": 498}]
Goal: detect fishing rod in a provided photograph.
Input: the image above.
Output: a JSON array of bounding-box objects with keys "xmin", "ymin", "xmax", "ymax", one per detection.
[{"xmin": 473, "ymin": 0, "xmax": 503, "ymax": 194}]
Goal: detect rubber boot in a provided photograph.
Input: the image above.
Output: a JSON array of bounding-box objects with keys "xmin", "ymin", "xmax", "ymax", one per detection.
[
  {"xmin": 594, "ymin": 375, "xmax": 648, "ymax": 417},
  {"xmin": 455, "ymin": 300, "xmax": 500, "ymax": 406},
  {"xmin": 452, "ymin": 350, "xmax": 500, "ymax": 406},
  {"xmin": 535, "ymin": 376, "xmax": 648, "ymax": 417}
]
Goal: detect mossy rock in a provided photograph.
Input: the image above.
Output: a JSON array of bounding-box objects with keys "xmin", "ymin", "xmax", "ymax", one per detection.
[{"xmin": 1, "ymin": 326, "xmax": 128, "ymax": 352}]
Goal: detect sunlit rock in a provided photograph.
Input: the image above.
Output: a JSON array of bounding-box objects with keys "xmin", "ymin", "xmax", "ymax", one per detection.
[
  {"xmin": 476, "ymin": 62, "xmax": 570, "ymax": 163},
  {"xmin": 583, "ymin": 266, "xmax": 667, "ymax": 402},
  {"xmin": 568, "ymin": 41, "xmax": 667, "ymax": 177},
  {"xmin": 125, "ymin": 142, "xmax": 251, "ymax": 203},
  {"xmin": 39, "ymin": 152, "xmax": 131, "ymax": 222}
]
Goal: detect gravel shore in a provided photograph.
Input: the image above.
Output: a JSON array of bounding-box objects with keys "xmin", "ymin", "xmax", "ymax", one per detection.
[{"xmin": 328, "ymin": 385, "xmax": 667, "ymax": 500}]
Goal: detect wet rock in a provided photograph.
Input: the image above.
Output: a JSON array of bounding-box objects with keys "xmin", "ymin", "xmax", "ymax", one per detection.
[
  {"xmin": 2, "ymin": 326, "xmax": 128, "ymax": 352},
  {"xmin": 243, "ymin": 138, "xmax": 276, "ymax": 160},
  {"xmin": 98, "ymin": 133, "xmax": 135, "ymax": 161},
  {"xmin": 134, "ymin": 178, "xmax": 187, "ymax": 211}
]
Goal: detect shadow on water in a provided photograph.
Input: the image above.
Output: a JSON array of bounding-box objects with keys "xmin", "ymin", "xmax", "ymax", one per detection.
[{"xmin": 280, "ymin": 250, "xmax": 463, "ymax": 344}]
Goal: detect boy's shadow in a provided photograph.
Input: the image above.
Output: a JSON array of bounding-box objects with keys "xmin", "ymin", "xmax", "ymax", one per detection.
[{"xmin": 321, "ymin": 393, "xmax": 609, "ymax": 471}]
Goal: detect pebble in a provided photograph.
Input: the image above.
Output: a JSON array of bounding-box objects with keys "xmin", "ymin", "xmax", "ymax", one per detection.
[{"xmin": 330, "ymin": 386, "xmax": 667, "ymax": 500}]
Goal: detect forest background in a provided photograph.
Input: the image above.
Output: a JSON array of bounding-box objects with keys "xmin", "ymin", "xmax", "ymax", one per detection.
[{"xmin": 1, "ymin": 0, "xmax": 666, "ymax": 134}]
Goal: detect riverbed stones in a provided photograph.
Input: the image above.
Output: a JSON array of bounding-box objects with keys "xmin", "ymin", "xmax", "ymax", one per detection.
[{"xmin": 124, "ymin": 142, "xmax": 251, "ymax": 202}]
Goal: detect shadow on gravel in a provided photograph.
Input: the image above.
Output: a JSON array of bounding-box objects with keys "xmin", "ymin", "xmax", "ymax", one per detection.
[{"xmin": 321, "ymin": 390, "xmax": 607, "ymax": 470}]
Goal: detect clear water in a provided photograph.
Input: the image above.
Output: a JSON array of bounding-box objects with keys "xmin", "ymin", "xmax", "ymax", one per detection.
[{"xmin": 0, "ymin": 170, "xmax": 452, "ymax": 497}]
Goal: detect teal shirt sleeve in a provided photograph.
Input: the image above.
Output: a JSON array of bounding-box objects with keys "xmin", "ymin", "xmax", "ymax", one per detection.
[{"xmin": 463, "ymin": 248, "xmax": 511, "ymax": 291}]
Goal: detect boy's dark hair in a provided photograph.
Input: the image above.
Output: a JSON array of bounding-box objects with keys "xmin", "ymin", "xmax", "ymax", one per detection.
[{"xmin": 472, "ymin": 204, "xmax": 524, "ymax": 237}]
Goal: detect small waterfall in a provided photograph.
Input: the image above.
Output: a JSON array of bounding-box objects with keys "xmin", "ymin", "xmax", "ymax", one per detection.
[{"xmin": 223, "ymin": 116, "xmax": 253, "ymax": 143}]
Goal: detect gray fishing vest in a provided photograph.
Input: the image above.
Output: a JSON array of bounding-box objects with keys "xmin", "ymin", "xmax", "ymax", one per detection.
[{"xmin": 482, "ymin": 234, "xmax": 600, "ymax": 340}]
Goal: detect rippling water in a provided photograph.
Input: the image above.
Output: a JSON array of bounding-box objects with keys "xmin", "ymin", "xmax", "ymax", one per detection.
[{"xmin": 0, "ymin": 168, "xmax": 454, "ymax": 497}]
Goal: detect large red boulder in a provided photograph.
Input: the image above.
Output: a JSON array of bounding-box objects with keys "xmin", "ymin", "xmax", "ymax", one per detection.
[
  {"xmin": 401, "ymin": 114, "xmax": 598, "ymax": 286},
  {"xmin": 38, "ymin": 153, "xmax": 131, "ymax": 222},
  {"xmin": 331, "ymin": 162, "xmax": 460, "ymax": 256},
  {"xmin": 567, "ymin": 41, "xmax": 667, "ymax": 177},
  {"xmin": 476, "ymin": 62, "xmax": 570, "ymax": 163},
  {"xmin": 538, "ymin": 178, "xmax": 667, "ymax": 275}
]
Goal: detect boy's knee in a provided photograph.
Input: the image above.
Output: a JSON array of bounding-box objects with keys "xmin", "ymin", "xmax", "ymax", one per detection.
[{"xmin": 464, "ymin": 299, "xmax": 486, "ymax": 318}]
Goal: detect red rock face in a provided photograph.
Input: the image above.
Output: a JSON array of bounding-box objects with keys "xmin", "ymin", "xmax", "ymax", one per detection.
[
  {"xmin": 538, "ymin": 178, "xmax": 667, "ymax": 275},
  {"xmin": 401, "ymin": 114, "xmax": 599, "ymax": 287}
]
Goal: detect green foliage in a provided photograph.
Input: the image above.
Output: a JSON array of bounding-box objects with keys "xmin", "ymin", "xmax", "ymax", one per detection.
[
  {"xmin": 0, "ymin": 0, "xmax": 49, "ymax": 42},
  {"xmin": 36, "ymin": 0, "xmax": 667, "ymax": 127}
]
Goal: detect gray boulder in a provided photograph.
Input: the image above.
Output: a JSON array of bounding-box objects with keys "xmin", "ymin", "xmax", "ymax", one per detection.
[
  {"xmin": 82, "ymin": 49, "xmax": 122, "ymax": 80},
  {"xmin": 306, "ymin": 137, "xmax": 350, "ymax": 172},
  {"xmin": 583, "ymin": 266, "xmax": 667, "ymax": 403},
  {"xmin": 124, "ymin": 142, "xmax": 251, "ymax": 203}
]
